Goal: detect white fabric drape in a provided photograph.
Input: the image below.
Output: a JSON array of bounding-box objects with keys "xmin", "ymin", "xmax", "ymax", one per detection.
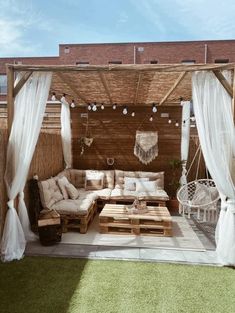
[
  {"xmin": 1, "ymin": 71, "xmax": 52, "ymax": 262},
  {"xmin": 60, "ymin": 96, "xmax": 72, "ymax": 168},
  {"xmin": 192, "ymin": 70, "xmax": 235, "ymax": 265},
  {"xmin": 180, "ymin": 101, "xmax": 191, "ymax": 186}
]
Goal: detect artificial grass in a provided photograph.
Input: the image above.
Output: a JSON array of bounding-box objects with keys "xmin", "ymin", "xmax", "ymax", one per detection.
[{"xmin": 0, "ymin": 257, "xmax": 234, "ymax": 313}]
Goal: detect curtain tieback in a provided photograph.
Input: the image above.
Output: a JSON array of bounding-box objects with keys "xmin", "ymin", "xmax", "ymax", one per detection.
[
  {"xmin": 19, "ymin": 191, "xmax": 25, "ymax": 200},
  {"xmin": 221, "ymin": 198, "xmax": 235, "ymax": 213},
  {"xmin": 7, "ymin": 199, "xmax": 15, "ymax": 209}
]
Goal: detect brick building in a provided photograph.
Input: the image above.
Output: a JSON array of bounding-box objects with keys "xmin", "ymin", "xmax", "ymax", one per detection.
[{"xmin": 1, "ymin": 39, "xmax": 235, "ymax": 100}]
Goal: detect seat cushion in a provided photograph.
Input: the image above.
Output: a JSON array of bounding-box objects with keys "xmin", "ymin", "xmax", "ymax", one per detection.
[
  {"xmin": 137, "ymin": 190, "xmax": 169, "ymax": 201},
  {"xmin": 110, "ymin": 188, "xmax": 137, "ymax": 200},
  {"xmin": 51, "ymin": 198, "xmax": 94, "ymax": 215},
  {"xmin": 77, "ymin": 188, "xmax": 111, "ymax": 200},
  {"xmin": 38, "ymin": 178, "xmax": 63, "ymax": 209}
]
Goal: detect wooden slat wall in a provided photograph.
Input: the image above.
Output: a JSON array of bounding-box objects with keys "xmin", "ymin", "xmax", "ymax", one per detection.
[{"xmin": 72, "ymin": 106, "xmax": 183, "ymax": 195}]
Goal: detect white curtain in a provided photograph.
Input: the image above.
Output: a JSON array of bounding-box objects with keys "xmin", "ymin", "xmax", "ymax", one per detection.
[
  {"xmin": 180, "ymin": 101, "xmax": 191, "ymax": 186},
  {"xmin": 61, "ymin": 96, "xmax": 72, "ymax": 168},
  {"xmin": 1, "ymin": 71, "xmax": 52, "ymax": 262},
  {"xmin": 192, "ymin": 70, "xmax": 235, "ymax": 265}
]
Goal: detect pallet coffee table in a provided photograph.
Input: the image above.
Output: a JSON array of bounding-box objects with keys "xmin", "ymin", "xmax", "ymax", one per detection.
[{"xmin": 99, "ymin": 204, "xmax": 172, "ymax": 236}]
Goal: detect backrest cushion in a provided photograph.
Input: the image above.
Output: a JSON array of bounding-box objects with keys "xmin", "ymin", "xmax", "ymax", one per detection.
[
  {"xmin": 57, "ymin": 169, "xmax": 85, "ymax": 188},
  {"xmin": 85, "ymin": 170, "xmax": 104, "ymax": 190},
  {"xmin": 57, "ymin": 176, "xmax": 70, "ymax": 199},
  {"xmin": 85, "ymin": 170, "xmax": 114, "ymax": 189},
  {"xmin": 65, "ymin": 183, "xmax": 79, "ymax": 200},
  {"xmin": 38, "ymin": 178, "xmax": 63, "ymax": 209},
  {"xmin": 115, "ymin": 170, "xmax": 165, "ymax": 189}
]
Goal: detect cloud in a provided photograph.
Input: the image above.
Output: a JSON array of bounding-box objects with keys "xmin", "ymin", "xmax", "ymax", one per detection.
[
  {"xmin": 0, "ymin": 0, "xmax": 45, "ymax": 56},
  {"xmin": 131, "ymin": 0, "xmax": 235, "ymax": 40}
]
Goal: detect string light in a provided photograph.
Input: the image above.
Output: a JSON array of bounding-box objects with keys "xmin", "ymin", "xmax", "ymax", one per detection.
[
  {"xmin": 88, "ymin": 103, "xmax": 92, "ymax": 110},
  {"xmin": 112, "ymin": 103, "xmax": 117, "ymax": 110},
  {"xmin": 71, "ymin": 100, "xmax": 75, "ymax": 108},
  {"xmin": 131, "ymin": 111, "xmax": 135, "ymax": 117},
  {"xmin": 168, "ymin": 118, "xmax": 172, "ymax": 124},
  {"xmin": 175, "ymin": 120, "xmax": 179, "ymax": 127},
  {"xmin": 152, "ymin": 103, "xmax": 157, "ymax": 113},
  {"xmin": 92, "ymin": 102, "xmax": 97, "ymax": 111},
  {"xmin": 51, "ymin": 92, "xmax": 56, "ymax": 101},
  {"xmin": 149, "ymin": 115, "xmax": 153, "ymax": 122},
  {"xmin": 101, "ymin": 103, "xmax": 105, "ymax": 110},
  {"xmin": 123, "ymin": 106, "xmax": 128, "ymax": 115}
]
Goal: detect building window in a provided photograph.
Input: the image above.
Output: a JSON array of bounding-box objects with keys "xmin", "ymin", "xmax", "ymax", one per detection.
[
  {"xmin": 64, "ymin": 46, "xmax": 70, "ymax": 54},
  {"xmin": 181, "ymin": 60, "xmax": 196, "ymax": 64},
  {"xmin": 150, "ymin": 60, "xmax": 158, "ymax": 64},
  {"xmin": 108, "ymin": 61, "xmax": 122, "ymax": 64},
  {"xmin": 76, "ymin": 61, "xmax": 89, "ymax": 65},
  {"xmin": 214, "ymin": 59, "xmax": 229, "ymax": 63},
  {"xmin": 0, "ymin": 74, "xmax": 7, "ymax": 95}
]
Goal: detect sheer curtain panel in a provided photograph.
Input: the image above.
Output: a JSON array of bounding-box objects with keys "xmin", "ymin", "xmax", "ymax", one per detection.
[
  {"xmin": 60, "ymin": 96, "xmax": 72, "ymax": 168},
  {"xmin": 192, "ymin": 70, "xmax": 235, "ymax": 265},
  {"xmin": 180, "ymin": 101, "xmax": 191, "ymax": 186},
  {"xmin": 1, "ymin": 71, "xmax": 52, "ymax": 262}
]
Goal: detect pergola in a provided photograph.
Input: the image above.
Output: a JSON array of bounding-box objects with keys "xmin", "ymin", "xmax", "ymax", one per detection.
[
  {"xmin": 2, "ymin": 62, "xmax": 235, "ymax": 265},
  {"xmin": 6, "ymin": 62, "xmax": 235, "ymax": 133}
]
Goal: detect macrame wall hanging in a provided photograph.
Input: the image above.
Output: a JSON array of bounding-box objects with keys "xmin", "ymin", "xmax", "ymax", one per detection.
[{"xmin": 134, "ymin": 130, "xmax": 158, "ymax": 165}]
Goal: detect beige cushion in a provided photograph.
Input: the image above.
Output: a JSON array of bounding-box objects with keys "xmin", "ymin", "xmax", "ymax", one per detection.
[
  {"xmin": 135, "ymin": 180, "xmax": 161, "ymax": 193},
  {"xmin": 137, "ymin": 190, "xmax": 169, "ymax": 201},
  {"xmin": 85, "ymin": 170, "xmax": 104, "ymax": 190},
  {"xmin": 115, "ymin": 170, "xmax": 165, "ymax": 189},
  {"xmin": 124, "ymin": 177, "xmax": 149, "ymax": 191},
  {"xmin": 110, "ymin": 188, "xmax": 137, "ymax": 199},
  {"xmin": 57, "ymin": 169, "xmax": 86, "ymax": 188},
  {"xmin": 38, "ymin": 178, "xmax": 63, "ymax": 209},
  {"xmin": 51, "ymin": 198, "xmax": 94, "ymax": 215},
  {"xmin": 57, "ymin": 176, "xmax": 70, "ymax": 199},
  {"xmin": 65, "ymin": 183, "xmax": 79, "ymax": 200}
]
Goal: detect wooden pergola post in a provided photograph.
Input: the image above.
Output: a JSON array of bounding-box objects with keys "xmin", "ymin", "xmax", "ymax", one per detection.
[
  {"xmin": 6, "ymin": 66, "xmax": 15, "ymax": 135},
  {"xmin": 233, "ymin": 68, "xmax": 235, "ymax": 123}
]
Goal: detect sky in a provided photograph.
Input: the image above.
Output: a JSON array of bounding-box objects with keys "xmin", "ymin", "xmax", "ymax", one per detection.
[{"xmin": 1, "ymin": 0, "xmax": 235, "ymax": 57}]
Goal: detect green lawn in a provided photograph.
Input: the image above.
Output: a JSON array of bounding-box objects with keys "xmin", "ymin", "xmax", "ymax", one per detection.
[{"xmin": 0, "ymin": 256, "xmax": 234, "ymax": 313}]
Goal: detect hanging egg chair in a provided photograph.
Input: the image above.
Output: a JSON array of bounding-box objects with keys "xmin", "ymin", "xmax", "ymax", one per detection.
[{"xmin": 177, "ymin": 145, "xmax": 220, "ymax": 222}]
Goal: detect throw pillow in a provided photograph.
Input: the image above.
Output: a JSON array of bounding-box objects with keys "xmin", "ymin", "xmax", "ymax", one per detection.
[
  {"xmin": 85, "ymin": 170, "xmax": 104, "ymax": 190},
  {"xmin": 191, "ymin": 183, "xmax": 211, "ymax": 205},
  {"xmin": 65, "ymin": 183, "xmax": 79, "ymax": 200},
  {"xmin": 124, "ymin": 177, "xmax": 149, "ymax": 191},
  {"xmin": 57, "ymin": 176, "xmax": 70, "ymax": 200},
  {"xmin": 135, "ymin": 180, "xmax": 158, "ymax": 193}
]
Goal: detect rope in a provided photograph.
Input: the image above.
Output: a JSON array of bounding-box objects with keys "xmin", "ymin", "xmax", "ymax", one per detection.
[
  {"xmin": 196, "ymin": 147, "xmax": 202, "ymax": 180},
  {"xmin": 186, "ymin": 144, "xmax": 201, "ymax": 178}
]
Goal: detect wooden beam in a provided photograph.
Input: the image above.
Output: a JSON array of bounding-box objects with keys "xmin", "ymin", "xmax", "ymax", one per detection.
[
  {"xmin": 159, "ymin": 71, "xmax": 186, "ymax": 106},
  {"xmin": 213, "ymin": 70, "xmax": 233, "ymax": 98},
  {"xmin": 13, "ymin": 71, "xmax": 32, "ymax": 97},
  {"xmin": 98, "ymin": 72, "xmax": 113, "ymax": 104},
  {"xmin": 56, "ymin": 72, "xmax": 88, "ymax": 103},
  {"xmin": 6, "ymin": 66, "xmax": 15, "ymax": 135},
  {"xmin": 7, "ymin": 62, "xmax": 235, "ymax": 73},
  {"xmin": 133, "ymin": 73, "xmax": 142, "ymax": 106}
]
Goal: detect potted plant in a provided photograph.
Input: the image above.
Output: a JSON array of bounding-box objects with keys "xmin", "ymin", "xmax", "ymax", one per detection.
[{"xmin": 168, "ymin": 158, "xmax": 182, "ymax": 211}]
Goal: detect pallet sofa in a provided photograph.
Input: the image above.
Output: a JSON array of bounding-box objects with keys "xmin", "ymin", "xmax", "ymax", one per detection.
[{"xmin": 38, "ymin": 169, "xmax": 169, "ymax": 233}]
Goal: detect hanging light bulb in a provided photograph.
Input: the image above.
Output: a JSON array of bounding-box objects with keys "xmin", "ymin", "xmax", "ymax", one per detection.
[
  {"xmin": 152, "ymin": 103, "xmax": 157, "ymax": 113},
  {"xmin": 123, "ymin": 106, "xmax": 128, "ymax": 115},
  {"xmin": 149, "ymin": 115, "xmax": 153, "ymax": 122},
  {"xmin": 112, "ymin": 103, "xmax": 117, "ymax": 110},
  {"xmin": 71, "ymin": 100, "xmax": 75, "ymax": 108},
  {"xmin": 175, "ymin": 120, "xmax": 179, "ymax": 127},
  {"xmin": 131, "ymin": 111, "xmax": 135, "ymax": 117},
  {"xmin": 168, "ymin": 118, "xmax": 172, "ymax": 124},
  {"xmin": 92, "ymin": 102, "xmax": 97, "ymax": 111},
  {"xmin": 88, "ymin": 103, "xmax": 92, "ymax": 110},
  {"xmin": 51, "ymin": 92, "xmax": 56, "ymax": 101},
  {"xmin": 101, "ymin": 103, "xmax": 105, "ymax": 110}
]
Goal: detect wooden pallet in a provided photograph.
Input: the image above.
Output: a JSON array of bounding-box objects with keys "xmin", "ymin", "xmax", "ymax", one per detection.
[
  {"xmin": 99, "ymin": 204, "xmax": 172, "ymax": 237},
  {"xmin": 60, "ymin": 201, "xmax": 97, "ymax": 234}
]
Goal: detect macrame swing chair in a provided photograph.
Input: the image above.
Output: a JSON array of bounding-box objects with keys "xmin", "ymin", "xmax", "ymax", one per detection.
[{"xmin": 177, "ymin": 145, "xmax": 220, "ymax": 222}]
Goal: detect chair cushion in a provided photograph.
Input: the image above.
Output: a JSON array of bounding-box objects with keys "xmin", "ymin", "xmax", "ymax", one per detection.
[
  {"xmin": 77, "ymin": 188, "xmax": 111, "ymax": 200},
  {"xmin": 124, "ymin": 177, "xmax": 149, "ymax": 191},
  {"xmin": 65, "ymin": 183, "xmax": 79, "ymax": 200},
  {"xmin": 110, "ymin": 188, "xmax": 137, "ymax": 199},
  {"xmin": 38, "ymin": 178, "xmax": 63, "ymax": 209},
  {"xmin": 137, "ymin": 190, "xmax": 169, "ymax": 201},
  {"xmin": 115, "ymin": 170, "xmax": 165, "ymax": 189},
  {"xmin": 51, "ymin": 198, "xmax": 94, "ymax": 215},
  {"xmin": 57, "ymin": 176, "xmax": 70, "ymax": 199},
  {"xmin": 85, "ymin": 170, "xmax": 104, "ymax": 190}
]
